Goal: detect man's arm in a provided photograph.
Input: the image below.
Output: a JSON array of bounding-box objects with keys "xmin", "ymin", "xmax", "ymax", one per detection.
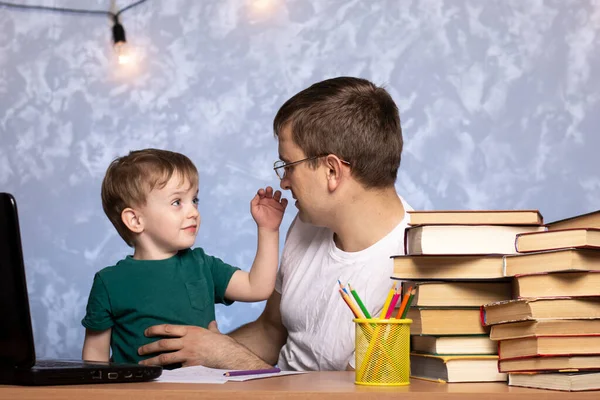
[
  {"xmin": 138, "ymin": 321, "xmax": 270, "ymax": 369},
  {"xmin": 229, "ymin": 290, "xmax": 288, "ymax": 366},
  {"xmin": 138, "ymin": 291, "xmax": 286, "ymax": 369}
]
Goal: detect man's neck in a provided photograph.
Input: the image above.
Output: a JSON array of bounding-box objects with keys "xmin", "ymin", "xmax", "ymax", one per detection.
[{"xmin": 331, "ymin": 186, "xmax": 406, "ymax": 253}]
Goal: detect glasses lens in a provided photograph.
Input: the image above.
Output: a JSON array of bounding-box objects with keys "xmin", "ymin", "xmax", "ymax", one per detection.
[{"xmin": 274, "ymin": 160, "xmax": 285, "ymax": 180}]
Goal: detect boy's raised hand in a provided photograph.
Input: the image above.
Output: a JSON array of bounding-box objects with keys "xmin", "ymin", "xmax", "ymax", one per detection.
[{"xmin": 251, "ymin": 186, "xmax": 288, "ymax": 230}]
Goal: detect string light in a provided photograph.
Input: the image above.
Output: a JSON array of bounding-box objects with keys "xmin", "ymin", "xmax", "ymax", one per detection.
[
  {"xmin": 0, "ymin": 0, "xmax": 148, "ymax": 66},
  {"xmin": 112, "ymin": 15, "xmax": 133, "ymax": 65},
  {"xmin": 247, "ymin": 0, "xmax": 281, "ymax": 22}
]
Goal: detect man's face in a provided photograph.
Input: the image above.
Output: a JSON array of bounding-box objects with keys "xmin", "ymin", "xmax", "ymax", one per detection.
[
  {"xmin": 277, "ymin": 126, "xmax": 327, "ymax": 225},
  {"xmin": 135, "ymin": 173, "xmax": 200, "ymax": 258}
]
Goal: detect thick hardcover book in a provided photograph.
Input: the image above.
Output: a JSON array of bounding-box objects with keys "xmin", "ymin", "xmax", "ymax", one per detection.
[
  {"xmin": 481, "ymin": 297, "xmax": 600, "ymax": 326},
  {"xmin": 392, "ymin": 254, "xmax": 507, "ymax": 280},
  {"xmin": 401, "ymin": 281, "xmax": 511, "ymax": 307},
  {"xmin": 411, "ymin": 335, "xmax": 497, "ymax": 355},
  {"xmin": 498, "ymin": 335, "xmax": 600, "ymax": 360},
  {"xmin": 410, "ymin": 353, "xmax": 506, "ymax": 382},
  {"xmin": 514, "ymin": 270, "xmax": 600, "ymax": 298},
  {"xmin": 407, "ymin": 307, "xmax": 488, "ymax": 335},
  {"xmin": 408, "ymin": 210, "xmax": 543, "ymax": 226},
  {"xmin": 491, "ymin": 319, "xmax": 600, "ymax": 341},
  {"xmin": 547, "ymin": 210, "xmax": 600, "ymax": 231},
  {"xmin": 404, "ymin": 225, "xmax": 545, "ymax": 255},
  {"xmin": 503, "ymin": 248, "xmax": 600, "ymax": 276},
  {"xmin": 508, "ymin": 371, "xmax": 600, "ymax": 391},
  {"xmin": 499, "ymin": 355, "xmax": 600, "ymax": 373},
  {"xmin": 515, "ymin": 228, "xmax": 600, "ymax": 253}
]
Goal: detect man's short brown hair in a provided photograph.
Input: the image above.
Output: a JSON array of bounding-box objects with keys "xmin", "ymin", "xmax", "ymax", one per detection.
[
  {"xmin": 101, "ymin": 148, "xmax": 199, "ymax": 246},
  {"xmin": 273, "ymin": 76, "xmax": 403, "ymax": 188}
]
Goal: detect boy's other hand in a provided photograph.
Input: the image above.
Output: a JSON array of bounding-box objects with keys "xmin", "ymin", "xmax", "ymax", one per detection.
[{"xmin": 251, "ymin": 186, "xmax": 288, "ymax": 230}]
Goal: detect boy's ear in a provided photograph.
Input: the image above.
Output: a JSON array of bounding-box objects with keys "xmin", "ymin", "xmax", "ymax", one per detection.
[{"xmin": 121, "ymin": 208, "xmax": 144, "ymax": 234}]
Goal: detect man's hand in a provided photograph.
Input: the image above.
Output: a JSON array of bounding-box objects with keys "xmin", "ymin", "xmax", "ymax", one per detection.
[{"xmin": 138, "ymin": 321, "xmax": 270, "ymax": 370}]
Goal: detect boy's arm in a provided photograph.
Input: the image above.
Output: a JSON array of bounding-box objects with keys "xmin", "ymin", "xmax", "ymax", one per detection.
[
  {"xmin": 224, "ymin": 227, "xmax": 279, "ymax": 301},
  {"xmin": 82, "ymin": 328, "xmax": 111, "ymax": 362},
  {"xmin": 225, "ymin": 187, "xmax": 286, "ymax": 302}
]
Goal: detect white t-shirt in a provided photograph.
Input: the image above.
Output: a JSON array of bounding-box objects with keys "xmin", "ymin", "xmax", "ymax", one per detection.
[{"xmin": 275, "ymin": 195, "xmax": 412, "ymax": 371}]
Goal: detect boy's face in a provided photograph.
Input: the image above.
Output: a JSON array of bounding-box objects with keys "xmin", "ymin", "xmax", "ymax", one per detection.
[{"xmin": 136, "ymin": 173, "xmax": 200, "ymax": 256}]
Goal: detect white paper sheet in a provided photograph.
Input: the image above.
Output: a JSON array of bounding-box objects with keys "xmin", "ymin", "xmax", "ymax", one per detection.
[{"xmin": 156, "ymin": 365, "xmax": 306, "ymax": 384}]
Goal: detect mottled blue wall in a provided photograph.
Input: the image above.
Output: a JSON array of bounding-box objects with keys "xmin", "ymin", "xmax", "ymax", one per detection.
[{"xmin": 0, "ymin": 0, "xmax": 598, "ymax": 359}]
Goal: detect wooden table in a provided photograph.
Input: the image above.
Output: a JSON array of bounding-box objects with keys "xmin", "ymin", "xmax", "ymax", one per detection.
[{"xmin": 0, "ymin": 371, "xmax": 597, "ymax": 399}]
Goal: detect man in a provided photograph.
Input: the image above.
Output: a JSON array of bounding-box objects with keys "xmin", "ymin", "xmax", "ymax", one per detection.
[{"xmin": 137, "ymin": 76, "xmax": 412, "ymax": 371}]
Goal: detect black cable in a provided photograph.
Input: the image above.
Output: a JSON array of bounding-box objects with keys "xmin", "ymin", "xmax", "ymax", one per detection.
[
  {"xmin": 115, "ymin": 0, "xmax": 148, "ymax": 18},
  {"xmin": 0, "ymin": 0, "xmax": 148, "ymax": 18}
]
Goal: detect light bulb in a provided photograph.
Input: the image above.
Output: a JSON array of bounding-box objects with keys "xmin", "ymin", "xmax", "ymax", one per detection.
[
  {"xmin": 114, "ymin": 41, "xmax": 132, "ymax": 65},
  {"xmin": 112, "ymin": 17, "xmax": 134, "ymax": 66},
  {"xmin": 247, "ymin": 0, "xmax": 280, "ymax": 22},
  {"xmin": 253, "ymin": 0, "xmax": 275, "ymax": 11}
]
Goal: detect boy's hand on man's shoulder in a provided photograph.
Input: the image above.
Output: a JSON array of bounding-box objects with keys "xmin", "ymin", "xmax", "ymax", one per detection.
[{"xmin": 251, "ymin": 186, "xmax": 288, "ymax": 230}]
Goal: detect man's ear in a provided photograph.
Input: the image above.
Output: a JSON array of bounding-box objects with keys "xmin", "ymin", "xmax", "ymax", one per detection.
[
  {"xmin": 324, "ymin": 155, "xmax": 347, "ymax": 191},
  {"xmin": 121, "ymin": 208, "xmax": 144, "ymax": 234}
]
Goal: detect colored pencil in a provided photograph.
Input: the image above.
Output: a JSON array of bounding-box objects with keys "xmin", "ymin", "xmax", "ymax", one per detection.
[
  {"xmin": 338, "ymin": 279, "xmax": 350, "ymax": 295},
  {"xmin": 378, "ymin": 282, "xmax": 397, "ymax": 319},
  {"xmin": 394, "ymin": 286, "xmax": 413, "ymax": 319},
  {"xmin": 348, "ymin": 283, "xmax": 371, "ymax": 319},
  {"xmin": 224, "ymin": 367, "xmax": 281, "ymax": 377},
  {"xmin": 339, "ymin": 289, "xmax": 364, "ymax": 318},
  {"xmin": 400, "ymin": 287, "xmax": 416, "ymax": 319},
  {"xmin": 384, "ymin": 290, "xmax": 400, "ymax": 319}
]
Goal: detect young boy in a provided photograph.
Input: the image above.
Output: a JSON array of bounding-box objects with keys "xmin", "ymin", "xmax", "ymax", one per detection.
[{"xmin": 81, "ymin": 148, "xmax": 287, "ymax": 367}]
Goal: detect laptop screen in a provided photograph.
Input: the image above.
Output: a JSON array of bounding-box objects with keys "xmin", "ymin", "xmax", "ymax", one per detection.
[{"xmin": 0, "ymin": 193, "xmax": 36, "ymax": 369}]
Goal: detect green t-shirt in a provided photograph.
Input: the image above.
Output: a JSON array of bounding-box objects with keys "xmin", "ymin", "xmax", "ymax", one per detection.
[{"xmin": 81, "ymin": 248, "xmax": 239, "ymax": 365}]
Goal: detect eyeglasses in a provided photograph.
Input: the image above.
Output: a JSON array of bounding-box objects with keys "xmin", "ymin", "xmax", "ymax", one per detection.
[{"xmin": 273, "ymin": 155, "xmax": 350, "ymax": 180}]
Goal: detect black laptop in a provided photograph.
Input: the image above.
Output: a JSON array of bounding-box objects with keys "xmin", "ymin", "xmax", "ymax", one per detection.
[{"xmin": 0, "ymin": 192, "xmax": 162, "ymax": 385}]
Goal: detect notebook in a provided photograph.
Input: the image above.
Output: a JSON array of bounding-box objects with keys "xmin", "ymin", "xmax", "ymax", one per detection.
[{"xmin": 0, "ymin": 192, "xmax": 162, "ymax": 385}]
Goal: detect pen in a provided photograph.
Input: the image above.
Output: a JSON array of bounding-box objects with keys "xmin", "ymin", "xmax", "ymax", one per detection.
[{"xmin": 223, "ymin": 367, "xmax": 281, "ymax": 377}]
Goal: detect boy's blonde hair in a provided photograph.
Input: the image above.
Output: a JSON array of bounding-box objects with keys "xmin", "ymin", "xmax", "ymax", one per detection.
[{"xmin": 101, "ymin": 148, "xmax": 199, "ymax": 246}]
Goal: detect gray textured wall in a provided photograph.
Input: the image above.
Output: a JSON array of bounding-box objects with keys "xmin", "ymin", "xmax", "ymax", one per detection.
[{"xmin": 0, "ymin": 0, "xmax": 598, "ymax": 359}]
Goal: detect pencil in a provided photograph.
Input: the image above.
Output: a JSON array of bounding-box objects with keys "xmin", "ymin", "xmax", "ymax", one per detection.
[
  {"xmin": 384, "ymin": 289, "xmax": 400, "ymax": 319},
  {"xmin": 394, "ymin": 285, "xmax": 413, "ymax": 319},
  {"xmin": 338, "ymin": 279, "xmax": 350, "ymax": 296},
  {"xmin": 348, "ymin": 283, "xmax": 371, "ymax": 319},
  {"xmin": 339, "ymin": 289, "xmax": 364, "ymax": 318},
  {"xmin": 400, "ymin": 287, "xmax": 416, "ymax": 319},
  {"xmin": 378, "ymin": 282, "xmax": 397, "ymax": 319},
  {"xmin": 224, "ymin": 367, "xmax": 281, "ymax": 377}
]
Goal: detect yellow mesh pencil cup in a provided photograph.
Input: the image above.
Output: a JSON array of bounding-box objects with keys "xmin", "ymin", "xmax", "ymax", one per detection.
[{"xmin": 354, "ymin": 318, "xmax": 411, "ymax": 386}]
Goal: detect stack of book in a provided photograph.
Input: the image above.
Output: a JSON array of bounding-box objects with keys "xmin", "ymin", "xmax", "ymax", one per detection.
[
  {"xmin": 392, "ymin": 210, "xmax": 545, "ymax": 383},
  {"xmin": 482, "ymin": 209, "xmax": 600, "ymax": 392}
]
